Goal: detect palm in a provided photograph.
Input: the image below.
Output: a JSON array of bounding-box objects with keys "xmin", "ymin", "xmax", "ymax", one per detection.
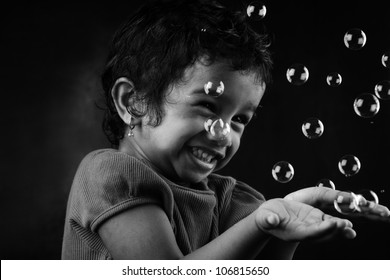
[{"xmin": 256, "ymin": 198, "xmax": 353, "ymax": 242}]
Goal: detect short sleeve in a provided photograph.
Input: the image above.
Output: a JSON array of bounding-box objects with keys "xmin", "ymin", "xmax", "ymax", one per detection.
[
  {"xmin": 67, "ymin": 150, "xmax": 174, "ymax": 233},
  {"xmin": 218, "ymin": 179, "xmax": 266, "ymax": 233}
]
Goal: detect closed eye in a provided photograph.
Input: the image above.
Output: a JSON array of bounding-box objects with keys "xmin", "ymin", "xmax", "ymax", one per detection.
[
  {"xmin": 232, "ymin": 115, "xmax": 250, "ymax": 125},
  {"xmin": 198, "ymin": 101, "xmax": 216, "ymax": 112}
]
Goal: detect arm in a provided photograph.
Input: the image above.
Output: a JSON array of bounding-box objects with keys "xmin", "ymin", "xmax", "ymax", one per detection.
[
  {"xmin": 256, "ymin": 238, "xmax": 299, "ymax": 260},
  {"xmin": 98, "ymin": 198, "xmax": 355, "ymax": 260},
  {"xmin": 98, "ymin": 203, "xmax": 271, "ymax": 259}
]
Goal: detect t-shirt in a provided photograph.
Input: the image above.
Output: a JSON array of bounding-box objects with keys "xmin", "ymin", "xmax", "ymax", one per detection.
[{"xmin": 61, "ymin": 149, "xmax": 265, "ymax": 259}]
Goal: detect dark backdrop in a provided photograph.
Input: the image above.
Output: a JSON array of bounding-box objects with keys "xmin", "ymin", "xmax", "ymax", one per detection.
[{"xmin": 1, "ymin": 0, "xmax": 389, "ymax": 259}]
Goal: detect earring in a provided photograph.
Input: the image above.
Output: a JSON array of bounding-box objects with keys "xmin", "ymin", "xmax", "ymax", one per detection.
[
  {"xmin": 125, "ymin": 108, "xmax": 135, "ymax": 137},
  {"xmin": 127, "ymin": 124, "xmax": 135, "ymax": 137}
]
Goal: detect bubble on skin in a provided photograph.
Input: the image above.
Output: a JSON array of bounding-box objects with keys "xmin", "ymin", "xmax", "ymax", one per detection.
[
  {"xmin": 344, "ymin": 28, "xmax": 367, "ymax": 50},
  {"xmin": 374, "ymin": 80, "xmax": 390, "ymax": 100},
  {"xmin": 356, "ymin": 189, "xmax": 379, "ymax": 207},
  {"xmin": 338, "ymin": 154, "xmax": 361, "ymax": 177},
  {"xmin": 326, "ymin": 72, "xmax": 342, "ymax": 87},
  {"xmin": 334, "ymin": 192, "xmax": 361, "ymax": 214},
  {"xmin": 204, "ymin": 117, "xmax": 230, "ymax": 141},
  {"xmin": 382, "ymin": 51, "xmax": 390, "ymax": 68},
  {"xmin": 353, "ymin": 93, "xmax": 380, "ymax": 118},
  {"xmin": 335, "ymin": 189, "xmax": 379, "ymax": 215},
  {"xmin": 204, "ymin": 81, "xmax": 224, "ymax": 97},
  {"xmin": 286, "ymin": 63, "xmax": 309, "ymax": 85},
  {"xmin": 272, "ymin": 161, "xmax": 294, "ymax": 183},
  {"xmin": 301, "ymin": 117, "xmax": 324, "ymax": 139},
  {"xmin": 316, "ymin": 178, "xmax": 336, "ymax": 190},
  {"xmin": 246, "ymin": 1, "xmax": 267, "ymax": 21}
]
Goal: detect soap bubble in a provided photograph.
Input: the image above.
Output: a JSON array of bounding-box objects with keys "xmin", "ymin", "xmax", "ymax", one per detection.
[
  {"xmin": 286, "ymin": 63, "xmax": 309, "ymax": 85},
  {"xmin": 204, "ymin": 81, "xmax": 224, "ymax": 97},
  {"xmin": 335, "ymin": 189, "xmax": 379, "ymax": 215},
  {"xmin": 204, "ymin": 117, "xmax": 230, "ymax": 141},
  {"xmin": 246, "ymin": 1, "xmax": 267, "ymax": 21},
  {"xmin": 374, "ymin": 80, "xmax": 390, "ymax": 100},
  {"xmin": 382, "ymin": 51, "xmax": 389, "ymax": 68},
  {"xmin": 356, "ymin": 189, "xmax": 379, "ymax": 210},
  {"xmin": 334, "ymin": 192, "xmax": 361, "ymax": 214},
  {"xmin": 326, "ymin": 72, "xmax": 342, "ymax": 87},
  {"xmin": 316, "ymin": 178, "xmax": 336, "ymax": 190},
  {"xmin": 301, "ymin": 117, "xmax": 324, "ymax": 139},
  {"xmin": 353, "ymin": 93, "xmax": 380, "ymax": 118},
  {"xmin": 344, "ymin": 28, "xmax": 367, "ymax": 50},
  {"xmin": 338, "ymin": 154, "xmax": 361, "ymax": 177},
  {"xmin": 272, "ymin": 161, "xmax": 294, "ymax": 183}
]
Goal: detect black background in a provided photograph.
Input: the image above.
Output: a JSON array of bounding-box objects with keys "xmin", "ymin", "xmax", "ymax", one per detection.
[{"xmin": 1, "ymin": 0, "xmax": 389, "ymax": 259}]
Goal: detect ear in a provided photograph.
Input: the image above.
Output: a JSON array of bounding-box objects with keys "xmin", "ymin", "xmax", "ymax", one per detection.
[{"xmin": 111, "ymin": 77, "xmax": 142, "ymax": 126}]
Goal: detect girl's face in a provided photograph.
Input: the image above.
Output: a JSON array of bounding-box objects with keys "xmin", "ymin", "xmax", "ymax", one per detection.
[{"xmin": 134, "ymin": 61, "xmax": 265, "ymax": 184}]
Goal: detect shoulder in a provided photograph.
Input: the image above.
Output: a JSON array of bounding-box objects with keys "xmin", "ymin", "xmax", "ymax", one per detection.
[
  {"xmin": 79, "ymin": 148, "xmax": 146, "ymax": 170},
  {"xmin": 76, "ymin": 149, "xmax": 158, "ymax": 182},
  {"xmin": 67, "ymin": 149, "xmax": 175, "ymax": 230},
  {"xmin": 74, "ymin": 148, "xmax": 173, "ymax": 193},
  {"xmin": 69, "ymin": 149, "xmax": 175, "ymax": 208}
]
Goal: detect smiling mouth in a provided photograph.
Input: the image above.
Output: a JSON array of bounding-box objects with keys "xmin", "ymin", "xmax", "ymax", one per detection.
[{"xmin": 190, "ymin": 146, "xmax": 223, "ymax": 165}]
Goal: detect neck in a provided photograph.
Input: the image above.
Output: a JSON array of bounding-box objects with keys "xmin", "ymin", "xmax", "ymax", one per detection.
[
  {"xmin": 118, "ymin": 136, "xmax": 168, "ymax": 179},
  {"xmin": 118, "ymin": 136, "xmax": 146, "ymax": 159}
]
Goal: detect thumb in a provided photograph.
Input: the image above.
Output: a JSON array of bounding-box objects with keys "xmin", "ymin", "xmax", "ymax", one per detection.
[{"xmin": 255, "ymin": 210, "xmax": 280, "ymax": 231}]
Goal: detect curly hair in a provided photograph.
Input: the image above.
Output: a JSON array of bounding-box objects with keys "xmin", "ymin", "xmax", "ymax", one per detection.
[{"xmin": 101, "ymin": 0, "xmax": 273, "ymax": 146}]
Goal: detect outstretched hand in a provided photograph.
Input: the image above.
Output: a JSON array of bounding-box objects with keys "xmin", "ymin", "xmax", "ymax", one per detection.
[
  {"xmin": 284, "ymin": 186, "xmax": 390, "ymax": 222},
  {"xmin": 255, "ymin": 198, "xmax": 356, "ymax": 242}
]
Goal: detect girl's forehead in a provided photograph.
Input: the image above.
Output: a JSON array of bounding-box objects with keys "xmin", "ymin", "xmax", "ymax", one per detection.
[{"xmin": 183, "ymin": 60, "xmax": 259, "ymax": 86}]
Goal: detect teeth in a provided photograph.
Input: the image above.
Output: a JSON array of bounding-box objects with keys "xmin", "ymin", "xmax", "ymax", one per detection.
[{"xmin": 192, "ymin": 147, "xmax": 216, "ymax": 163}]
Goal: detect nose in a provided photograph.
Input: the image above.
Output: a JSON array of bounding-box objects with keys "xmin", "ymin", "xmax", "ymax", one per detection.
[
  {"xmin": 215, "ymin": 130, "xmax": 232, "ymax": 147},
  {"xmin": 204, "ymin": 118, "xmax": 232, "ymax": 147}
]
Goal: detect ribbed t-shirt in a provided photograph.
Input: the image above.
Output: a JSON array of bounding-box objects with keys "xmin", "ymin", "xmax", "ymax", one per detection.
[{"xmin": 61, "ymin": 149, "xmax": 265, "ymax": 259}]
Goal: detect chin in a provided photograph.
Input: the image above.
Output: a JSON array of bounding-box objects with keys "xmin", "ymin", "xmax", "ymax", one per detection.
[
  {"xmin": 179, "ymin": 171, "xmax": 211, "ymax": 184},
  {"xmin": 213, "ymin": 161, "xmax": 229, "ymax": 173}
]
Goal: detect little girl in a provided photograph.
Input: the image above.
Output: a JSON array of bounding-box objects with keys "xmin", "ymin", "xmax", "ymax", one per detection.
[{"xmin": 61, "ymin": 0, "xmax": 389, "ymax": 259}]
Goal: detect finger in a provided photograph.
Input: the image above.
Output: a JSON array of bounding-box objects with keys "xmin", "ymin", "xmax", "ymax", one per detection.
[
  {"xmin": 299, "ymin": 219, "xmax": 339, "ymax": 241},
  {"xmin": 315, "ymin": 187, "xmax": 355, "ymax": 208},
  {"xmin": 343, "ymin": 211, "xmax": 390, "ymax": 222},
  {"xmin": 331, "ymin": 193, "xmax": 390, "ymax": 220},
  {"xmin": 334, "ymin": 200, "xmax": 390, "ymax": 221},
  {"xmin": 304, "ymin": 218, "xmax": 357, "ymax": 242},
  {"xmin": 342, "ymin": 227, "xmax": 357, "ymax": 239},
  {"xmin": 286, "ymin": 187, "xmax": 354, "ymax": 207},
  {"xmin": 360, "ymin": 203, "xmax": 390, "ymax": 217},
  {"xmin": 323, "ymin": 214, "xmax": 353, "ymax": 229}
]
